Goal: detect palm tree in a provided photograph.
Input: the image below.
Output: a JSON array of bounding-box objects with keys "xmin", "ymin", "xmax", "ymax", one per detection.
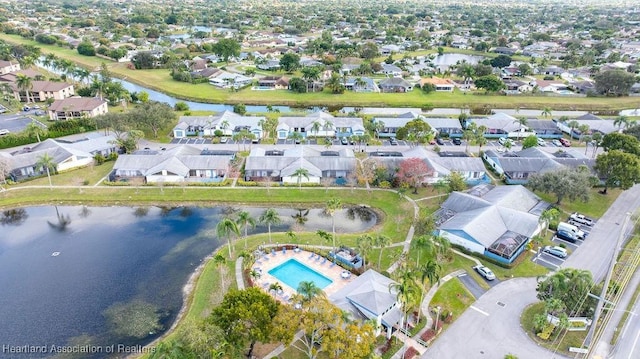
[
  {"xmin": 259, "ymin": 208, "xmax": 281, "ymax": 243},
  {"xmin": 390, "ymin": 270, "xmax": 420, "ymax": 335},
  {"xmin": 567, "ymin": 120, "xmax": 580, "ymax": 140},
  {"xmin": 325, "ymin": 198, "xmax": 342, "ymax": 248},
  {"xmin": 356, "ymin": 234, "xmax": 373, "ymax": 268},
  {"xmin": 287, "ymin": 131, "xmax": 303, "ymax": 146},
  {"xmin": 432, "ymin": 235, "xmax": 451, "ymax": 261},
  {"xmin": 578, "ymin": 124, "xmax": 590, "ymax": 143},
  {"xmin": 36, "ymin": 153, "xmax": 56, "ymax": 188},
  {"xmin": 236, "ymin": 211, "xmax": 256, "ymax": 248},
  {"xmin": 249, "ymin": 268, "xmax": 261, "ymax": 284},
  {"xmin": 216, "ymin": 217, "xmax": 241, "ymax": 256},
  {"xmin": 416, "ymin": 260, "xmax": 441, "ymax": 323},
  {"xmin": 541, "ymin": 107, "xmax": 552, "ymax": 118},
  {"xmin": 475, "ymin": 125, "xmax": 488, "ymax": 154},
  {"xmin": 213, "ymin": 253, "xmax": 227, "ymax": 289},
  {"xmin": 25, "ymin": 122, "xmax": 46, "ymax": 143},
  {"xmin": 292, "ymin": 167, "xmax": 310, "ymax": 190},
  {"xmin": 354, "ymin": 77, "xmax": 367, "ymax": 91},
  {"xmin": 539, "ymin": 208, "xmax": 560, "ymax": 236},
  {"xmin": 614, "ymin": 115, "xmax": 629, "ymax": 130},
  {"xmin": 310, "ymin": 121, "xmax": 322, "ymax": 137},
  {"xmin": 268, "ymin": 282, "xmax": 283, "ymax": 297},
  {"xmin": 327, "ymin": 72, "xmax": 344, "ymax": 94},
  {"xmin": 375, "ymin": 234, "xmax": 391, "ymax": 270},
  {"xmin": 514, "ymin": 117, "xmax": 528, "ymax": 140},
  {"xmin": 412, "ymin": 234, "xmax": 436, "ymax": 267},
  {"xmin": 297, "ymin": 281, "xmax": 324, "ymax": 302},
  {"xmin": 15, "ymin": 74, "xmax": 33, "ymax": 104}
]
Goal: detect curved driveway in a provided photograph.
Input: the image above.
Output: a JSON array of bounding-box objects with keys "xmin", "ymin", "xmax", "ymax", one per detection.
[{"xmin": 422, "ymin": 277, "xmax": 569, "ymax": 359}]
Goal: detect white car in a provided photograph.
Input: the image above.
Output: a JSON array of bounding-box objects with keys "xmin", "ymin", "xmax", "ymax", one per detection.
[
  {"xmin": 0, "ymin": 129, "xmax": 10, "ymax": 136},
  {"xmin": 498, "ymin": 137, "xmax": 514, "ymax": 146},
  {"xmin": 570, "ymin": 212, "xmax": 594, "ymax": 226},
  {"xmin": 551, "ymin": 139, "xmax": 562, "ymax": 147},
  {"xmin": 473, "ymin": 265, "xmax": 496, "ymax": 281},
  {"xmin": 537, "ymin": 138, "xmax": 546, "ymax": 146},
  {"xmin": 543, "ymin": 246, "xmax": 568, "ymax": 258},
  {"xmin": 219, "ymin": 137, "xmax": 228, "ymax": 144}
]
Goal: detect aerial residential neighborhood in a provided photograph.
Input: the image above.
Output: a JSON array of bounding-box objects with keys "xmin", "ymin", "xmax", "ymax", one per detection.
[{"xmin": 1, "ymin": 1, "xmax": 640, "ymax": 359}]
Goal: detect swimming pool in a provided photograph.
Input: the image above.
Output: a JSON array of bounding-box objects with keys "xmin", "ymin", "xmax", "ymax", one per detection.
[{"xmin": 268, "ymin": 258, "xmax": 333, "ymax": 290}]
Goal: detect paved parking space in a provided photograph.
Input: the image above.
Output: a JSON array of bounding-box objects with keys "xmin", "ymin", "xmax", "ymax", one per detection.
[
  {"xmin": 170, "ymin": 138, "xmax": 212, "ymax": 144},
  {"xmin": 0, "ymin": 114, "xmax": 39, "ymax": 134},
  {"xmin": 532, "ymin": 213, "xmax": 595, "ymax": 270},
  {"xmin": 457, "ymin": 270, "xmax": 501, "ymax": 299}
]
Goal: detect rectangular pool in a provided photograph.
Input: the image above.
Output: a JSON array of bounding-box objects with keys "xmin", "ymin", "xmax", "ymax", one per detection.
[{"xmin": 268, "ymin": 258, "xmax": 333, "ymax": 291}]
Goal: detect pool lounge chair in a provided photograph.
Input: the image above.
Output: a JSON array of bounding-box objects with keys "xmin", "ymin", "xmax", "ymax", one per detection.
[
  {"xmin": 271, "ymin": 249, "xmax": 276, "ymax": 256},
  {"xmin": 309, "ymin": 253, "xmax": 316, "ymax": 259},
  {"xmin": 320, "ymin": 257, "xmax": 327, "ymax": 265},
  {"xmin": 282, "ymin": 248, "xmax": 286, "ymax": 255},
  {"xmin": 329, "ymin": 261, "xmax": 336, "ymax": 268}
]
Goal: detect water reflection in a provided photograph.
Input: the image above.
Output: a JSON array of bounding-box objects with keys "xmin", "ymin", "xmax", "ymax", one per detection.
[
  {"xmin": 0, "ymin": 209, "xmax": 28, "ymax": 226},
  {"xmin": 47, "ymin": 206, "xmax": 71, "ymax": 231},
  {"xmin": 133, "ymin": 207, "xmax": 150, "ymax": 217},
  {"xmin": 292, "ymin": 208, "xmax": 310, "ymax": 225},
  {"xmin": 347, "ymin": 205, "xmax": 375, "ymax": 222}
]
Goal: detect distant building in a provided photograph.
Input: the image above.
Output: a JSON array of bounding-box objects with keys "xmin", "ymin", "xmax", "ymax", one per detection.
[
  {"xmin": 47, "ymin": 97, "xmax": 108, "ymax": 121},
  {"xmin": 0, "ymin": 60, "xmax": 20, "ymax": 75}
]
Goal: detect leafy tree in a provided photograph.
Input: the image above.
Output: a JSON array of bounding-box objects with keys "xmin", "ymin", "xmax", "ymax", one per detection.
[
  {"xmin": 233, "ymin": 103, "xmax": 246, "ymax": 115},
  {"xmin": 396, "ymin": 158, "xmax": 430, "ymax": 194},
  {"xmin": 594, "ymin": 70, "xmax": 636, "ymax": 96},
  {"xmin": 279, "ymin": 53, "xmax": 300, "ymax": 73},
  {"xmin": 490, "ymin": 55, "xmax": 512, "ymax": 68},
  {"xmin": 289, "ymin": 77, "xmax": 307, "ymax": 93},
  {"xmin": 522, "ymin": 135, "xmax": 538, "ymax": 149},
  {"xmin": 259, "ymin": 208, "xmax": 281, "ymax": 243},
  {"xmin": 174, "ymin": 101, "xmax": 189, "ymax": 111},
  {"xmin": 36, "ymin": 153, "xmax": 56, "ymax": 188},
  {"xmin": 601, "ymin": 132, "xmax": 640, "ymax": 156},
  {"xmin": 446, "ymin": 172, "xmax": 467, "ymax": 192},
  {"xmin": 539, "ymin": 208, "xmax": 560, "ymax": 236},
  {"xmin": 209, "ymin": 288, "xmax": 279, "ymax": 358},
  {"xmin": 236, "ymin": 211, "xmax": 256, "ymax": 248},
  {"xmin": 359, "ymin": 42, "xmax": 379, "ymax": 60},
  {"xmin": 518, "ymin": 63, "xmax": 532, "ymax": 76},
  {"xmin": 216, "ymin": 217, "xmax": 240, "ymax": 256},
  {"xmin": 474, "ymin": 75, "xmax": 505, "ymax": 92},
  {"xmin": 212, "ymin": 38, "xmax": 240, "ymax": 62},
  {"xmin": 396, "ymin": 119, "xmax": 432, "ymax": 143},
  {"xmin": 76, "ymin": 41, "xmax": 96, "ymax": 56},
  {"xmin": 595, "ymin": 150, "xmax": 640, "ymax": 194},
  {"xmin": 421, "ymin": 82, "xmax": 436, "ymax": 94},
  {"xmin": 473, "ymin": 63, "xmax": 493, "ymax": 77},
  {"xmin": 536, "ymin": 268, "xmax": 596, "ymax": 317},
  {"xmin": 325, "ymin": 198, "xmax": 342, "ymax": 248},
  {"xmin": 131, "ymin": 51, "xmax": 158, "ymax": 69},
  {"xmin": 527, "ymin": 168, "xmax": 591, "ymax": 204},
  {"xmin": 128, "ymin": 101, "xmax": 176, "ymax": 138},
  {"xmin": 272, "ymin": 297, "xmax": 374, "ymax": 359},
  {"xmin": 326, "ymin": 72, "xmax": 345, "ymax": 94}
]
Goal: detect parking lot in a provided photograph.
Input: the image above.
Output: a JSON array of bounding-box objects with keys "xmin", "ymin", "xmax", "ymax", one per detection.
[
  {"xmin": 170, "ymin": 138, "xmax": 213, "ymax": 144},
  {"xmin": 0, "ymin": 113, "xmax": 43, "ymax": 134},
  {"xmin": 532, "ymin": 215, "xmax": 595, "ymax": 270}
]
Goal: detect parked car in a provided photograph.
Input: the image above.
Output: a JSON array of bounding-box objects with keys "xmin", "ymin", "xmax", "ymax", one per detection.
[
  {"xmin": 498, "ymin": 137, "xmax": 514, "ymax": 146},
  {"xmin": 219, "ymin": 137, "xmax": 228, "ymax": 144},
  {"xmin": 570, "ymin": 212, "xmax": 594, "ymax": 226},
  {"xmin": 341, "ymin": 137, "xmax": 349, "ymax": 145},
  {"xmin": 0, "ymin": 129, "xmax": 10, "ymax": 136},
  {"xmin": 452, "ymin": 138, "xmax": 462, "ymax": 145},
  {"xmin": 389, "ymin": 137, "xmax": 398, "ymax": 145},
  {"xmin": 252, "ymin": 138, "xmax": 260, "ymax": 144},
  {"xmin": 558, "ymin": 222, "xmax": 586, "ymax": 240},
  {"xmin": 22, "ymin": 106, "xmax": 30, "ymax": 112},
  {"xmin": 551, "ymin": 139, "xmax": 562, "ymax": 147},
  {"xmin": 473, "ymin": 264, "xmax": 496, "ymax": 281},
  {"xmin": 543, "ymin": 246, "xmax": 568, "ymax": 258},
  {"xmin": 537, "ymin": 138, "xmax": 546, "ymax": 146},
  {"xmin": 556, "ymin": 229, "xmax": 578, "ymax": 243},
  {"xmin": 559, "ymin": 138, "xmax": 571, "ymax": 147},
  {"xmin": 436, "ymin": 138, "xmax": 445, "ymax": 145}
]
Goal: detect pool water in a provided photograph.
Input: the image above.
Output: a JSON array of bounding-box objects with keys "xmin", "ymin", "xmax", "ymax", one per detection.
[{"xmin": 268, "ymin": 258, "xmax": 333, "ymax": 290}]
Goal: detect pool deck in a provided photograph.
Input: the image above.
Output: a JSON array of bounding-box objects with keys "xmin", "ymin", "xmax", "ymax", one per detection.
[{"xmin": 252, "ymin": 249, "xmax": 356, "ymax": 303}]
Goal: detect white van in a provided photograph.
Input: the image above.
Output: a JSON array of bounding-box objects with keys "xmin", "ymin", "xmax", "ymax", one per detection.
[{"xmin": 558, "ymin": 222, "xmax": 585, "ymax": 239}]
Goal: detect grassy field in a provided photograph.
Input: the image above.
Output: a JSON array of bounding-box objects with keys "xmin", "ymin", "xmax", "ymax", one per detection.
[
  {"xmin": 535, "ymin": 188, "xmax": 623, "ymax": 219},
  {"xmin": 2, "ymin": 33, "xmax": 639, "ymax": 111},
  {"xmin": 10, "ymin": 162, "xmax": 115, "ymax": 187},
  {"xmin": 429, "ymin": 278, "xmax": 475, "ymax": 321}
]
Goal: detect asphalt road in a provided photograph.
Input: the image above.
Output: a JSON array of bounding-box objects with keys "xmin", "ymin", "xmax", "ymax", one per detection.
[
  {"xmin": 457, "ymin": 272, "xmax": 487, "ymax": 299},
  {"xmin": 0, "ymin": 113, "xmax": 37, "ymax": 133},
  {"xmin": 610, "ymin": 289, "xmax": 640, "ymax": 359},
  {"xmin": 422, "ymin": 278, "xmax": 570, "ymax": 359}
]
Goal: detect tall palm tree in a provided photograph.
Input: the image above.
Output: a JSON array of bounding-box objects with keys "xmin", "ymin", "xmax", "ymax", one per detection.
[
  {"xmin": 288, "ymin": 131, "xmax": 303, "ymax": 146},
  {"xmin": 15, "ymin": 74, "xmax": 33, "ymax": 104},
  {"xmin": 236, "ymin": 211, "xmax": 256, "ymax": 248},
  {"xmin": 292, "ymin": 167, "xmax": 310, "ymax": 190},
  {"xmin": 389, "ymin": 271, "xmax": 420, "ymax": 334},
  {"xmin": 514, "ymin": 117, "xmax": 528, "ymax": 140},
  {"xmin": 297, "ymin": 281, "xmax": 324, "ymax": 302},
  {"xmin": 213, "ymin": 253, "xmax": 227, "ymax": 289},
  {"xmin": 268, "ymin": 282, "xmax": 283, "ymax": 297},
  {"xmin": 475, "ymin": 125, "xmax": 488, "ymax": 154},
  {"xmin": 259, "ymin": 208, "xmax": 281, "ymax": 243},
  {"xmin": 325, "ymin": 198, "xmax": 342, "ymax": 248},
  {"xmin": 25, "ymin": 122, "xmax": 46, "ymax": 143},
  {"xmin": 354, "ymin": 77, "xmax": 367, "ymax": 91},
  {"xmin": 577, "ymin": 124, "xmax": 590, "ymax": 143},
  {"xmin": 356, "ymin": 234, "xmax": 373, "ymax": 268},
  {"xmin": 375, "ymin": 234, "xmax": 391, "ymax": 270},
  {"xmin": 567, "ymin": 120, "xmax": 580, "ymax": 140},
  {"xmin": 310, "ymin": 121, "xmax": 322, "ymax": 137},
  {"xmin": 541, "ymin": 107, "xmax": 552, "ymax": 118},
  {"xmin": 412, "ymin": 234, "xmax": 436, "ymax": 267},
  {"xmin": 432, "ymin": 235, "xmax": 451, "ymax": 262},
  {"xmin": 539, "ymin": 208, "xmax": 560, "ymax": 236},
  {"xmin": 36, "ymin": 153, "xmax": 56, "ymax": 188},
  {"xmin": 416, "ymin": 260, "xmax": 441, "ymax": 323},
  {"xmin": 216, "ymin": 217, "xmax": 240, "ymax": 256}
]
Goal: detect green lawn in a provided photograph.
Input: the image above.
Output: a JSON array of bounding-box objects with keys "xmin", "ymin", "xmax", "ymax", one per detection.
[
  {"xmin": 521, "ymin": 302, "xmax": 588, "ymax": 355},
  {"xmin": 2, "ymin": 33, "xmax": 638, "ymax": 111},
  {"xmin": 534, "ymin": 187, "xmax": 623, "ymax": 219},
  {"xmin": 429, "ymin": 278, "xmax": 475, "ymax": 320},
  {"xmin": 10, "ymin": 162, "xmax": 115, "ymax": 187}
]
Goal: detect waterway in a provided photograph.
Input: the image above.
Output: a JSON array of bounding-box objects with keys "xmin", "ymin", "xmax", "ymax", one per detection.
[{"xmin": 0, "ymin": 205, "xmax": 375, "ymax": 358}]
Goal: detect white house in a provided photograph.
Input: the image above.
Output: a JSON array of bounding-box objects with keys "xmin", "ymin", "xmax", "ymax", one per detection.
[{"xmin": 173, "ymin": 111, "xmax": 266, "ymax": 139}]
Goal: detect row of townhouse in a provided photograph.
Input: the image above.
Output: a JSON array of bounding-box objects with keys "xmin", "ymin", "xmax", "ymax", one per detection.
[{"xmin": 111, "ymin": 145, "xmax": 489, "ymax": 186}]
